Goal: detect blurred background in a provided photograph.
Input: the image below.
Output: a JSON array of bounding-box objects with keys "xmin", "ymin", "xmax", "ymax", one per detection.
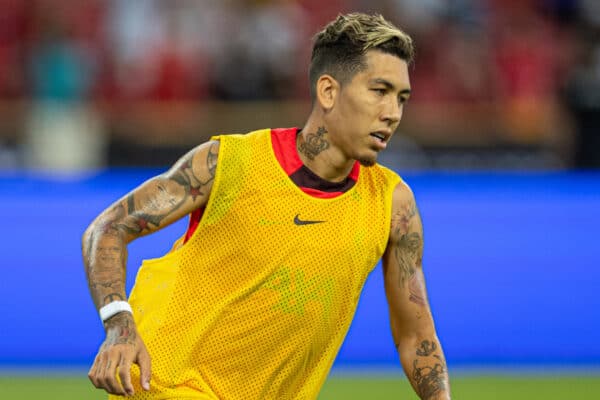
[
  {"xmin": 0, "ymin": 0, "xmax": 598, "ymax": 170},
  {"xmin": 0, "ymin": 0, "xmax": 599, "ymax": 398}
]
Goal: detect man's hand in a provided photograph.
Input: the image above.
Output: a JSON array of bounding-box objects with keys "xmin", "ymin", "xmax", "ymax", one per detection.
[{"xmin": 88, "ymin": 312, "xmax": 151, "ymax": 396}]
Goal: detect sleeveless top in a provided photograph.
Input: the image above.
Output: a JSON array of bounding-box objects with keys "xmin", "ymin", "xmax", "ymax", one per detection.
[{"xmin": 120, "ymin": 128, "xmax": 401, "ymax": 400}]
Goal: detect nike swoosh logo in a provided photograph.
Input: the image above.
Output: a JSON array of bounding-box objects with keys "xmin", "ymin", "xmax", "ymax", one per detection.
[{"xmin": 294, "ymin": 214, "xmax": 326, "ymax": 225}]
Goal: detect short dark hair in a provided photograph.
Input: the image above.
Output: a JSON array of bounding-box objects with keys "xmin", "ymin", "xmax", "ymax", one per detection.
[{"xmin": 309, "ymin": 13, "xmax": 414, "ymax": 100}]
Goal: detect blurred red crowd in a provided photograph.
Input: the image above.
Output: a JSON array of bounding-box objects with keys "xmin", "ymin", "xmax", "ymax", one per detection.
[{"xmin": 0, "ymin": 0, "xmax": 595, "ymax": 104}]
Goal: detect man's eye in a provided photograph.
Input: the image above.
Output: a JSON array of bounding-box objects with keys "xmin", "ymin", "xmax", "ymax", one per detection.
[{"xmin": 373, "ymin": 88, "xmax": 386, "ymax": 95}]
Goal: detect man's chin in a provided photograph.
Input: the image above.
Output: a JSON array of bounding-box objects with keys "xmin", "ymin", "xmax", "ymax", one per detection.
[{"xmin": 358, "ymin": 157, "xmax": 376, "ymax": 167}]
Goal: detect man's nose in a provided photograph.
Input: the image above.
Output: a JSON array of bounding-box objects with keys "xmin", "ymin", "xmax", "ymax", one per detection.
[{"xmin": 381, "ymin": 99, "xmax": 402, "ymax": 125}]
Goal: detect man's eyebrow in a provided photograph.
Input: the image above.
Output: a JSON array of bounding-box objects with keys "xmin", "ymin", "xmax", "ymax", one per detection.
[{"xmin": 371, "ymin": 78, "xmax": 411, "ymax": 94}]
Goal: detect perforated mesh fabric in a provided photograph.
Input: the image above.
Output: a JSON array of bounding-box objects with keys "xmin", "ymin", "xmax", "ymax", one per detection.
[{"xmin": 112, "ymin": 129, "xmax": 401, "ymax": 399}]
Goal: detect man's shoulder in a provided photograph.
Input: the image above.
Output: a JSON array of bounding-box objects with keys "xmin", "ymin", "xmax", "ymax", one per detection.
[
  {"xmin": 360, "ymin": 162, "xmax": 403, "ymax": 191},
  {"xmin": 373, "ymin": 162, "xmax": 401, "ymax": 178},
  {"xmin": 389, "ymin": 178, "xmax": 417, "ymax": 215}
]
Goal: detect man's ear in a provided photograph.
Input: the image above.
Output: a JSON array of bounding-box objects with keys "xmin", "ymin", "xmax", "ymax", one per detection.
[{"xmin": 315, "ymin": 74, "xmax": 339, "ymax": 111}]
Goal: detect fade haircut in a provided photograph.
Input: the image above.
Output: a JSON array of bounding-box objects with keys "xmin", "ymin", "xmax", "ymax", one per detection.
[{"xmin": 309, "ymin": 13, "xmax": 414, "ymax": 100}]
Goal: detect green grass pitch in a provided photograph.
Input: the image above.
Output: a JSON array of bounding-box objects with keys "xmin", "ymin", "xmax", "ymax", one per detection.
[{"xmin": 0, "ymin": 374, "xmax": 598, "ymax": 399}]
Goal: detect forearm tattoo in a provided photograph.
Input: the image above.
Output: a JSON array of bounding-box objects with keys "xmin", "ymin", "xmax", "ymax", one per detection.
[
  {"xmin": 83, "ymin": 142, "xmax": 218, "ymax": 309},
  {"xmin": 103, "ymin": 293, "xmax": 125, "ymax": 304},
  {"xmin": 103, "ymin": 313, "xmax": 137, "ymax": 345},
  {"xmin": 298, "ymin": 126, "xmax": 330, "ymax": 160},
  {"xmin": 412, "ymin": 340, "xmax": 449, "ymax": 399}
]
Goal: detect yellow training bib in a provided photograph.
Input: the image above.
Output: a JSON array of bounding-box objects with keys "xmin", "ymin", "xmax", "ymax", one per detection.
[{"xmin": 118, "ymin": 128, "xmax": 400, "ymax": 399}]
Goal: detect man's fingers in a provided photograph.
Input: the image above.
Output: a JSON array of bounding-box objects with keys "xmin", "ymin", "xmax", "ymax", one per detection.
[
  {"xmin": 89, "ymin": 334, "xmax": 148, "ymax": 396},
  {"xmin": 88, "ymin": 353, "xmax": 102, "ymax": 389},
  {"xmin": 137, "ymin": 347, "xmax": 152, "ymax": 391},
  {"xmin": 118, "ymin": 353, "xmax": 136, "ymax": 396},
  {"xmin": 101, "ymin": 353, "xmax": 126, "ymax": 395}
]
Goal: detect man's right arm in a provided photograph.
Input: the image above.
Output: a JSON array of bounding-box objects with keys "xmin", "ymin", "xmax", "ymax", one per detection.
[{"xmin": 82, "ymin": 140, "xmax": 219, "ymax": 396}]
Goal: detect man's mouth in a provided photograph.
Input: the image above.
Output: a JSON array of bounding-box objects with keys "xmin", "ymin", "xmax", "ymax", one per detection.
[
  {"xmin": 369, "ymin": 131, "xmax": 391, "ymax": 150},
  {"xmin": 370, "ymin": 130, "xmax": 391, "ymax": 143},
  {"xmin": 370, "ymin": 133, "xmax": 385, "ymax": 142}
]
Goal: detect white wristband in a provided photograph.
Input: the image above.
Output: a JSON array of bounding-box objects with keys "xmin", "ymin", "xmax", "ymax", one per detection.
[{"xmin": 99, "ymin": 301, "xmax": 133, "ymax": 322}]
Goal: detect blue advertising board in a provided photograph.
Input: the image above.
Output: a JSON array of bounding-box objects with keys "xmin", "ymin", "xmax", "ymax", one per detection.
[{"xmin": 0, "ymin": 171, "xmax": 598, "ymax": 369}]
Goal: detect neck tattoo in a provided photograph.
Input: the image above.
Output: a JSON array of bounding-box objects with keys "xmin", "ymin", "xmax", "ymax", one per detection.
[{"xmin": 299, "ymin": 126, "xmax": 330, "ymax": 160}]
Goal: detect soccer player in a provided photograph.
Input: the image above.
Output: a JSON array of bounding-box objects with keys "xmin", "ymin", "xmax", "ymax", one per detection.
[{"xmin": 83, "ymin": 13, "xmax": 451, "ymax": 399}]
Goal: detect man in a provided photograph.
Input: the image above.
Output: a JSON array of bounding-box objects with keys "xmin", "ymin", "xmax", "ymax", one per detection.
[{"xmin": 83, "ymin": 13, "xmax": 451, "ymax": 399}]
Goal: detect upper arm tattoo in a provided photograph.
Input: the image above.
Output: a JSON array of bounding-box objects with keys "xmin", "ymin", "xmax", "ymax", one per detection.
[
  {"xmin": 114, "ymin": 142, "xmax": 218, "ymax": 237},
  {"xmin": 207, "ymin": 142, "xmax": 218, "ymax": 176},
  {"xmin": 391, "ymin": 200, "xmax": 423, "ymax": 286},
  {"xmin": 170, "ymin": 144, "xmax": 215, "ymax": 201}
]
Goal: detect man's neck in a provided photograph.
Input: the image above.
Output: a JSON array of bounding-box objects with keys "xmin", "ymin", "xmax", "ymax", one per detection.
[{"xmin": 298, "ymin": 121, "xmax": 355, "ymax": 183}]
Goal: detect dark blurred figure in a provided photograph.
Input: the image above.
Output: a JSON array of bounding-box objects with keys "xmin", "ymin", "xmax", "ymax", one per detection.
[
  {"xmin": 210, "ymin": 0, "xmax": 308, "ymax": 100},
  {"xmin": 0, "ymin": 0, "xmax": 28, "ymax": 167},
  {"xmin": 564, "ymin": 2, "xmax": 600, "ymax": 168}
]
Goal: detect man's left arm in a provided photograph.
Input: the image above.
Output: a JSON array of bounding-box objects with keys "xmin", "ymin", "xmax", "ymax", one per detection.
[{"xmin": 382, "ymin": 182, "xmax": 451, "ymax": 400}]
